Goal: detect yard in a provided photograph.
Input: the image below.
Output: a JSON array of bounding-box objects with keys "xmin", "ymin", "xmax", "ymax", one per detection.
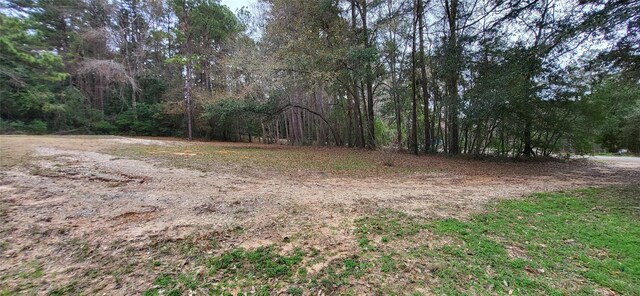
[{"xmin": 0, "ymin": 136, "xmax": 638, "ymax": 295}]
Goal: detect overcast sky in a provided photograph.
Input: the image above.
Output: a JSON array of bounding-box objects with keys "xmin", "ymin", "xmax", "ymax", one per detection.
[{"xmin": 220, "ymin": 0, "xmax": 256, "ymax": 13}]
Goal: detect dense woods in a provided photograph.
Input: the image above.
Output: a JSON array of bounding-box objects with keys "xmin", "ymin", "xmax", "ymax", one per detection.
[{"xmin": 1, "ymin": 0, "xmax": 639, "ymax": 156}]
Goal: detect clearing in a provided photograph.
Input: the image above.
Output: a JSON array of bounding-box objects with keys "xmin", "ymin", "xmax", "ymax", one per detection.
[{"xmin": 0, "ymin": 135, "xmax": 638, "ymax": 295}]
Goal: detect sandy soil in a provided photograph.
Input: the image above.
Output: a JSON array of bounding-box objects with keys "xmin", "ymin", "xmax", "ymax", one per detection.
[{"xmin": 0, "ymin": 135, "xmax": 638, "ymax": 294}]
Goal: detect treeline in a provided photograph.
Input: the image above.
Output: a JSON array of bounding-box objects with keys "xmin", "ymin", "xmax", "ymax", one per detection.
[{"xmin": 1, "ymin": 0, "xmax": 638, "ymax": 156}]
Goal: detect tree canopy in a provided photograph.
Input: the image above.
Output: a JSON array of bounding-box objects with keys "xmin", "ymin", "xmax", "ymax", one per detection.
[{"xmin": 1, "ymin": 0, "xmax": 638, "ymax": 155}]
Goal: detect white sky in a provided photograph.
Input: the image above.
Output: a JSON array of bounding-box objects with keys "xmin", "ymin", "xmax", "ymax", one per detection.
[{"xmin": 220, "ymin": 0, "xmax": 256, "ymax": 13}]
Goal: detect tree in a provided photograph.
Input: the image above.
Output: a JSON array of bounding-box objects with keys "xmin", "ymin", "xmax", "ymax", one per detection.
[
  {"xmin": 579, "ymin": 0, "xmax": 640, "ymax": 80},
  {"xmin": 410, "ymin": 0, "xmax": 418, "ymax": 154},
  {"xmin": 1, "ymin": 0, "xmax": 634, "ymax": 158},
  {"xmin": 170, "ymin": 0, "xmax": 240, "ymax": 140},
  {"xmin": 0, "ymin": 13, "xmax": 67, "ymax": 133},
  {"xmin": 443, "ymin": 0, "xmax": 461, "ymax": 154},
  {"xmin": 417, "ymin": 0, "xmax": 431, "ymax": 153}
]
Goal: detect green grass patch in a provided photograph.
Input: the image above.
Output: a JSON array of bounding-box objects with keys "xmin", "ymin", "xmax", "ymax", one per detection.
[
  {"xmin": 427, "ymin": 186, "xmax": 640, "ymax": 295},
  {"xmin": 208, "ymin": 246, "xmax": 305, "ymax": 279},
  {"xmin": 47, "ymin": 282, "xmax": 79, "ymax": 296},
  {"xmin": 143, "ymin": 186, "xmax": 639, "ymax": 295},
  {"xmin": 147, "ymin": 246, "xmax": 306, "ymax": 295},
  {"xmin": 355, "ymin": 209, "xmax": 427, "ymax": 251}
]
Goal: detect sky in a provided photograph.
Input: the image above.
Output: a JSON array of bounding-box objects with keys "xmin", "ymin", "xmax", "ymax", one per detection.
[{"xmin": 220, "ymin": 0, "xmax": 256, "ymax": 13}]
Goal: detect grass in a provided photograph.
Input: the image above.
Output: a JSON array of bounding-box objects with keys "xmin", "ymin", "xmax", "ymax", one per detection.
[
  {"xmin": 0, "ymin": 261, "xmax": 45, "ymax": 295},
  {"xmin": 109, "ymin": 143, "xmax": 435, "ymax": 177},
  {"xmin": 144, "ymin": 246, "xmax": 307, "ymax": 295},
  {"xmin": 2, "ymin": 186, "xmax": 636, "ymax": 295},
  {"xmin": 142, "ymin": 186, "xmax": 639, "ymax": 295},
  {"xmin": 0, "ymin": 147, "xmax": 31, "ymax": 169},
  {"xmin": 4, "ymin": 136, "xmax": 635, "ymax": 294}
]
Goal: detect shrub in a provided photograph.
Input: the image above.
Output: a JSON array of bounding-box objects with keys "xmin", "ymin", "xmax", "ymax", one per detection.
[
  {"xmin": 92, "ymin": 120, "xmax": 117, "ymax": 134},
  {"xmin": 26, "ymin": 120, "xmax": 48, "ymax": 134}
]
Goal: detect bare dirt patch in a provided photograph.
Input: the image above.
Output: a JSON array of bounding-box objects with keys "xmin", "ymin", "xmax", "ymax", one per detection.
[{"xmin": 0, "ymin": 135, "xmax": 637, "ymax": 294}]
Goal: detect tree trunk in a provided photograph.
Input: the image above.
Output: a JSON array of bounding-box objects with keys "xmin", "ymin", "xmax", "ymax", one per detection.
[
  {"xmin": 184, "ymin": 63, "xmax": 193, "ymax": 140},
  {"xmin": 346, "ymin": 92, "xmax": 354, "ymax": 147},
  {"xmin": 411, "ymin": 1, "xmax": 419, "ymax": 155},
  {"xmin": 418, "ymin": 0, "xmax": 431, "ymax": 152},
  {"xmin": 444, "ymin": 0, "xmax": 460, "ymax": 154},
  {"xmin": 360, "ymin": 0, "xmax": 376, "ymax": 149},
  {"xmin": 284, "ymin": 112, "xmax": 290, "ymax": 144},
  {"xmin": 391, "ymin": 55, "xmax": 401, "ymax": 148},
  {"xmin": 351, "ymin": 0, "xmax": 365, "ymax": 148},
  {"xmin": 353, "ymin": 82, "xmax": 365, "ymax": 148},
  {"xmin": 181, "ymin": 1, "xmax": 193, "ymax": 141},
  {"xmin": 523, "ymin": 119, "xmax": 534, "ymax": 156}
]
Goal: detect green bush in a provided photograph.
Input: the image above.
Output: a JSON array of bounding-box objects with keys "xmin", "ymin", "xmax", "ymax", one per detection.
[
  {"xmin": 0, "ymin": 119, "xmax": 48, "ymax": 134},
  {"xmin": 113, "ymin": 103, "xmax": 167, "ymax": 136},
  {"xmin": 26, "ymin": 120, "xmax": 48, "ymax": 134},
  {"xmin": 622, "ymin": 102, "xmax": 640, "ymax": 153},
  {"xmin": 0, "ymin": 119, "xmax": 19, "ymax": 133},
  {"xmin": 374, "ymin": 118, "xmax": 392, "ymax": 147},
  {"xmin": 92, "ymin": 120, "xmax": 117, "ymax": 134}
]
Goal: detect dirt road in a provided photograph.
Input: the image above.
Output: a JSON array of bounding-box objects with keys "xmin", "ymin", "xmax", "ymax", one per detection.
[
  {"xmin": 0, "ymin": 136, "xmax": 638, "ymax": 294},
  {"xmin": 591, "ymin": 155, "xmax": 640, "ymax": 169}
]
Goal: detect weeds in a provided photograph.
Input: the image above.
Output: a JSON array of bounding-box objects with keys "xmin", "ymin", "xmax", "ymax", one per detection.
[
  {"xmin": 144, "ymin": 186, "xmax": 640, "ymax": 295},
  {"xmin": 380, "ymin": 145, "xmax": 400, "ymax": 167},
  {"xmin": 146, "ymin": 246, "xmax": 306, "ymax": 295},
  {"xmin": 4, "ymin": 183, "xmax": 638, "ymax": 295},
  {"xmin": 425, "ymin": 186, "xmax": 640, "ymax": 295},
  {"xmin": 354, "ymin": 209, "xmax": 427, "ymax": 251}
]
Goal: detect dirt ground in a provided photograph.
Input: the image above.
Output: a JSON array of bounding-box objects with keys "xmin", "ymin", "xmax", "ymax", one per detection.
[{"xmin": 0, "ymin": 135, "xmax": 638, "ymax": 295}]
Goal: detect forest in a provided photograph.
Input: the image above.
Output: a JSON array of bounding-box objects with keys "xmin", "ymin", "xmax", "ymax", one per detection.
[{"xmin": 1, "ymin": 0, "xmax": 639, "ymax": 157}]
